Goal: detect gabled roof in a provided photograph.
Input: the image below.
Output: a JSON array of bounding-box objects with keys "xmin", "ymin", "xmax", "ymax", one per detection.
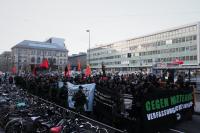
[{"xmin": 12, "ymin": 40, "xmax": 68, "ymax": 52}]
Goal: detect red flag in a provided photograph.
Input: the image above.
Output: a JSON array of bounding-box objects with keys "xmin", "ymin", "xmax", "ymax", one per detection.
[
  {"xmin": 40, "ymin": 59, "xmax": 49, "ymax": 69},
  {"xmin": 12, "ymin": 66, "xmax": 16, "ymax": 74},
  {"xmin": 172, "ymin": 58, "xmax": 184, "ymax": 65},
  {"xmin": 77, "ymin": 60, "xmax": 81, "ymax": 71},
  {"xmin": 85, "ymin": 65, "xmax": 91, "ymax": 77}
]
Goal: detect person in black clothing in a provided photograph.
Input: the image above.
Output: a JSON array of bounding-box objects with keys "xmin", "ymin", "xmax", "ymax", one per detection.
[
  {"xmin": 59, "ymin": 82, "xmax": 68, "ymax": 108},
  {"xmin": 72, "ymin": 86, "xmax": 87, "ymax": 113},
  {"xmin": 9, "ymin": 76, "xmax": 13, "ymax": 84},
  {"xmin": 176, "ymin": 75, "xmax": 184, "ymax": 89}
]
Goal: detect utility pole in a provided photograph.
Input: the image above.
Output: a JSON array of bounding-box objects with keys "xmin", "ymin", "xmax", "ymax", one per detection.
[{"xmin": 86, "ymin": 30, "xmax": 91, "ymax": 66}]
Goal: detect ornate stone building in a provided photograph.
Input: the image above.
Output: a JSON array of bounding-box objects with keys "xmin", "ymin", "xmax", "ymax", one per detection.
[{"xmin": 11, "ymin": 37, "xmax": 68, "ymax": 73}]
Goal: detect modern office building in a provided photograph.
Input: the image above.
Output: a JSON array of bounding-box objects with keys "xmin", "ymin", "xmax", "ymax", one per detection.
[
  {"xmin": 88, "ymin": 22, "xmax": 200, "ymax": 72},
  {"xmin": 0, "ymin": 51, "xmax": 12, "ymax": 72},
  {"xmin": 12, "ymin": 37, "xmax": 68, "ymax": 73},
  {"xmin": 68, "ymin": 52, "xmax": 87, "ymax": 71}
]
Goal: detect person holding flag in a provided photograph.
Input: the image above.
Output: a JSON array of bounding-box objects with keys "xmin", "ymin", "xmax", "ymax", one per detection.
[
  {"xmin": 85, "ymin": 64, "xmax": 91, "ymax": 77},
  {"xmin": 64, "ymin": 65, "xmax": 68, "ymax": 77},
  {"xmin": 11, "ymin": 66, "xmax": 16, "ymax": 74},
  {"xmin": 64, "ymin": 63, "xmax": 71, "ymax": 78},
  {"xmin": 40, "ymin": 58, "xmax": 49, "ymax": 69}
]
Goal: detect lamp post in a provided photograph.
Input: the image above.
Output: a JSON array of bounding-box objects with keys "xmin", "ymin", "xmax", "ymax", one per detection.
[{"xmin": 86, "ymin": 30, "xmax": 90, "ymax": 66}]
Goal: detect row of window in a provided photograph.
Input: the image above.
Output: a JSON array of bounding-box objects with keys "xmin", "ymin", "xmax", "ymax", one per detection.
[
  {"xmin": 90, "ymin": 45, "xmax": 197, "ymax": 62},
  {"xmin": 130, "ymin": 55, "xmax": 197, "ymax": 65},
  {"xmin": 91, "ymin": 26, "xmax": 197, "ymax": 51},
  {"xmin": 172, "ymin": 35, "xmax": 196, "ymax": 44},
  {"xmin": 30, "ymin": 57, "xmax": 67, "ymax": 64},
  {"xmin": 157, "ymin": 55, "xmax": 197, "ymax": 62},
  {"xmin": 127, "ymin": 25, "xmax": 196, "ymax": 44},
  {"xmin": 137, "ymin": 35, "xmax": 196, "ymax": 50},
  {"xmin": 90, "ymin": 61, "xmax": 121, "ymax": 67},
  {"xmin": 90, "ymin": 55, "xmax": 121, "ymax": 61},
  {"xmin": 139, "ymin": 45, "xmax": 197, "ymax": 56},
  {"xmin": 91, "ymin": 35, "xmax": 197, "ymax": 57},
  {"xmin": 18, "ymin": 48, "xmax": 67, "ymax": 57},
  {"xmin": 91, "ymin": 55, "xmax": 198, "ymax": 67}
]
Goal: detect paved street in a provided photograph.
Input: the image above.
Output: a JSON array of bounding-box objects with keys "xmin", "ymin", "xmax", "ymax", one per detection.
[
  {"xmin": 162, "ymin": 115, "xmax": 200, "ymax": 133},
  {"xmin": 163, "ymin": 82, "xmax": 200, "ymax": 133}
]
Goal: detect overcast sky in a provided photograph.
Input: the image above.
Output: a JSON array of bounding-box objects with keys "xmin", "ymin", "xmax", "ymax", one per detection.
[{"xmin": 0, "ymin": 0, "xmax": 200, "ymax": 55}]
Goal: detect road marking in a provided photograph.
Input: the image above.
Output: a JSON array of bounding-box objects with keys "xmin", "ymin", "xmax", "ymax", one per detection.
[{"xmin": 169, "ymin": 128, "xmax": 185, "ymax": 133}]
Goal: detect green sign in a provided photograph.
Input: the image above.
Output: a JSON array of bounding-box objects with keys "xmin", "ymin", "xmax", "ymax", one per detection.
[{"xmin": 145, "ymin": 93, "xmax": 193, "ymax": 112}]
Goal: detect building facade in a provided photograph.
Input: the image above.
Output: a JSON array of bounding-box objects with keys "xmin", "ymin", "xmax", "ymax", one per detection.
[
  {"xmin": 68, "ymin": 52, "xmax": 87, "ymax": 71},
  {"xmin": 88, "ymin": 22, "xmax": 200, "ymax": 72},
  {"xmin": 12, "ymin": 37, "xmax": 68, "ymax": 73},
  {"xmin": 0, "ymin": 51, "xmax": 12, "ymax": 72}
]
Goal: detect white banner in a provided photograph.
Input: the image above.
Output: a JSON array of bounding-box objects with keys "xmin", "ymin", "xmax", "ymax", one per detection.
[{"xmin": 67, "ymin": 82, "xmax": 96, "ymax": 111}]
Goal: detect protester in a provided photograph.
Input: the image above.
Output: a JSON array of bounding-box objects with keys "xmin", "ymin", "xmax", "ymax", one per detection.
[
  {"xmin": 12, "ymin": 70, "xmax": 194, "ymax": 133},
  {"xmin": 72, "ymin": 86, "xmax": 87, "ymax": 113},
  {"xmin": 9, "ymin": 76, "xmax": 13, "ymax": 84},
  {"xmin": 59, "ymin": 82, "xmax": 68, "ymax": 108}
]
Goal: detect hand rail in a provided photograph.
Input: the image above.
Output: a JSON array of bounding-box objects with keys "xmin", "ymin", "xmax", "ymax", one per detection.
[{"xmin": 29, "ymin": 93, "xmax": 125, "ymax": 133}]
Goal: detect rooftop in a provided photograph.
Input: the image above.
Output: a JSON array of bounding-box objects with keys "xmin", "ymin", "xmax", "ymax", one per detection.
[{"xmin": 12, "ymin": 37, "xmax": 68, "ymax": 52}]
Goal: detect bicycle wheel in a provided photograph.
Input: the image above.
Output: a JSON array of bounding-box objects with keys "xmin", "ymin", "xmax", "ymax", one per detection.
[
  {"xmin": 35, "ymin": 124, "xmax": 49, "ymax": 133},
  {"xmin": 5, "ymin": 119, "xmax": 22, "ymax": 133}
]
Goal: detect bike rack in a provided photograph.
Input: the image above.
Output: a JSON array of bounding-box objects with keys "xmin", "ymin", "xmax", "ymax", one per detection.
[{"xmin": 29, "ymin": 93, "xmax": 125, "ymax": 133}]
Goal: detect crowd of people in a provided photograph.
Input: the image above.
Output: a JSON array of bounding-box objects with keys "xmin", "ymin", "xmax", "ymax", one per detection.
[
  {"xmin": 1, "ymin": 71, "xmax": 192, "ymax": 111},
  {"xmin": 0, "ymin": 70, "xmax": 194, "ymax": 133}
]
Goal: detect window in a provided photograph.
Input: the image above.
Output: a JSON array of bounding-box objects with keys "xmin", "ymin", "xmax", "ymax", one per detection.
[
  {"xmin": 148, "ymin": 59, "xmax": 152, "ymax": 63},
  {"xmin": 186, "ymin": 56, "xmax": 189, "ymax": 61},
  {"xmin": 127, "ymin": 53, "xmax": 131, "ymax": 58},
  {"xmin": 179, "ymin": 47, "xmax": 185, "ymax": 52},
  {"xmin": 31, "ymin": 50, "xmax": 35, "ymax": 55},
  {"xmin": 194, "ymin": 55, "xmax": 197, "ymax": 60},
  {"xmin": 178, "ymin": 38, "xmax": 182, "ymax": 43},
  {"xmin": 37, "ymin": 50, "xmax": 41, "ymax": 55},
  {"xmin": 48, "ymin": 51, "xmax": 51, "ymax": 56},
  {"xmin": 53, "ymin": 58, "xmax": 56, "ymax": 63},
  {"xmin": 31, "ymin": 57, "xmax": 35, "ymax": 63},
  {"xmin": 190, "ymin": 45, "xmax": 197, "ymax": 51},
  {"xmin": 190, "ymin": 56, "xmax": 194, "ymax": 60},
  {"xmin": 186, "ymin": 36, "xmax": 193, "ymax": 41},
  {"xmin": 131, "ymin": 60, "xmax": 136, "ymax": 64},
  {"xmin": 182, "ymin": 56, "xmax": 185, "ymax": 61},
  {"xmin": 37, "ymin": 57, "xmax": 40, "ymax": 63},
  {"xmin": 43, "ymin": 51, "xmax": 47, "ymax": 56},
  {"xmin": 181, "ymin": 37, "xmax": 185, "ymax": 42},
  {"xmin": 193, "ymin": 35, "xmax": 197, "ymax": 40},
  {"xmin": 175, "ymin": 39, "xmax": 178, "ymax": 43}
]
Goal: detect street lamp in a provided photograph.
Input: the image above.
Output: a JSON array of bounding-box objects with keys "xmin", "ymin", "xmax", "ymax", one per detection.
[{"xmin": 86, "ymin": 30, "xmax": 90, "ymax": 66}]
